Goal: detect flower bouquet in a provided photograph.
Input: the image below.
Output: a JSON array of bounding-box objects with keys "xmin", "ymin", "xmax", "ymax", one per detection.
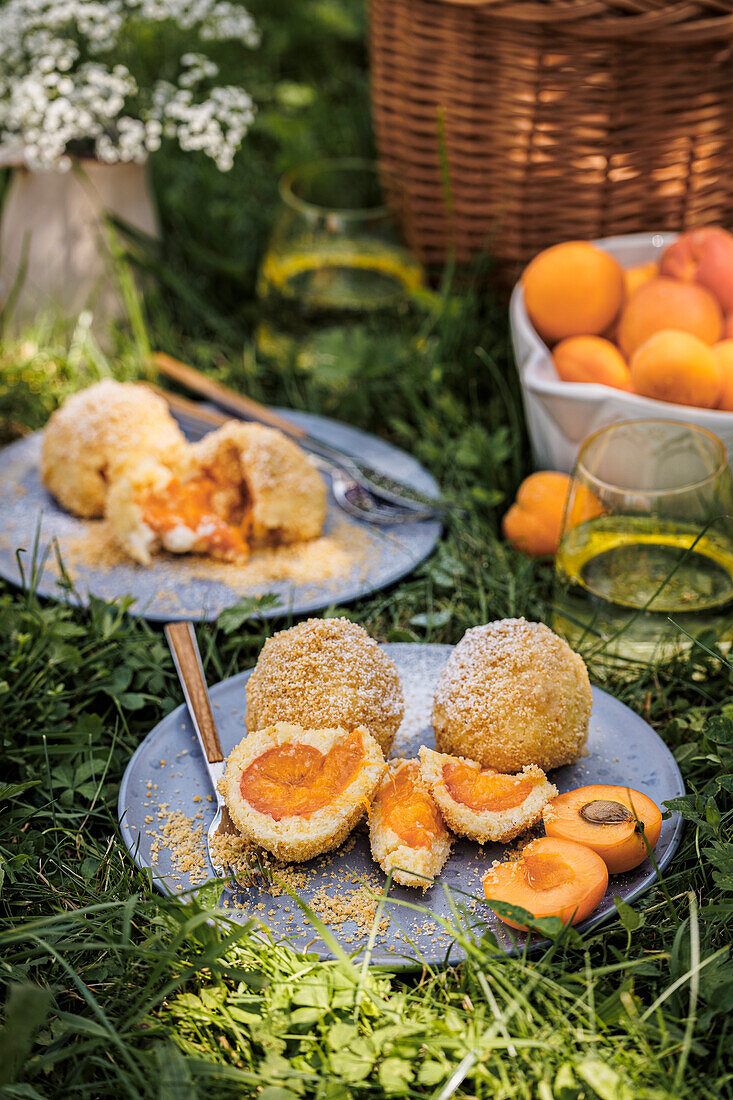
[{"xmin": 0, "ymin": 0, "xmax": 260, "ymax": 318}]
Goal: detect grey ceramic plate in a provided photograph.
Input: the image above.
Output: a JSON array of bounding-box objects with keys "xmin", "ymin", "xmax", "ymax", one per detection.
[
  {"xmin": 118, "ymin": 643, "xmax": 684, "ymax": 966},
  {"xmin": 0, "ymin": 408, "xmax": 441, "ymax": 622}
]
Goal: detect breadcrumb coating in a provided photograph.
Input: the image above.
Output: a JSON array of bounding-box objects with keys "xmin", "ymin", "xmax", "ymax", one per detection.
[
  {"xmin": 418, "ymin": 746, "xmax": 557, "ymax": 844},
  {"xmin": 369, "ymin": 760, "xmax": 452, "ymax": 889},
  {"xmin": 222, "ymin": 722, "xmax": 385, "ymax": 862},
  {"xmin": 41, "ymin": 380, "xmax": 186, "ymax": 517},
  {"xmin": 432, "ymin": 618, "xmax": 592, "ymax": 773},
  {"xmin": 245, "ymin": 618, "xmax": 404, "ymax": 756},
  {"xmin": 191, "ymin": 421, "xmax": 326, "ymax": 546}
]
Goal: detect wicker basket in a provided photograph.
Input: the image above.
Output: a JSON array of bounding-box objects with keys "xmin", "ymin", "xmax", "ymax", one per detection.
[{"xmin": 369, "ymin": 0, "xmax": 733, "ymax": 281}]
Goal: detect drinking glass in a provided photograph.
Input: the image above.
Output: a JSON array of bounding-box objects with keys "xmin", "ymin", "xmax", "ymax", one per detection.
[
  {"xmin": 552, "ymin": 419, "xmax": 733, "ymax": 662},
  {"xmin": 255, "ymin": 158, "xmax": 424, "ymax": 371}
]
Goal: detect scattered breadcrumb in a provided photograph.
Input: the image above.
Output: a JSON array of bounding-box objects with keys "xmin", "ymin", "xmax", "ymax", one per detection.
[{"xmin": 47, "ymin": 515, "xmax": 375, "ymax": 592}]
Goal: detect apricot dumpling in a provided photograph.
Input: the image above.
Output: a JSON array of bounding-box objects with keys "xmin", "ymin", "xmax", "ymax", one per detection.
[
  {"xmin": 106, "ymin": 420, "xmax": 327, "ymax": 566},
  {"xmin": 245, "ymin": 618, "xmax": 404, "ymax": 757},
  {"xmin": 369, "ymin": 760, "xmax": 451, "ymax": 888},
  {"xmin": 419, "ymin": 746, "xmax": 557, "ymax": 844},
  {"xmin": 432, "ymin": 619, "xmax": 592, "ymax": 773},
  {"xmin": 41, "ymin": 380, "xmax": 187, "ymax": 518},
  {"xmin": 222, "ymin": 722, "xmax": 385, "ymax": 862}
]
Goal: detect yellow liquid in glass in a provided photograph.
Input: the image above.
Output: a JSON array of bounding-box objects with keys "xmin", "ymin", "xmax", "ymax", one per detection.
[
  {"xmin": 256, "ymin": 242, "xmax": 423, "ymax": 370},
  {"xmin": 553, "ymin": 515, "xmax": 733, "ymax": 660}
]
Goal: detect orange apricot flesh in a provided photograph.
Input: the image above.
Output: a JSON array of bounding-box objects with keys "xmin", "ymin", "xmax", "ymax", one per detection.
[
  {"xmin": 374, "ymin": 762, "xmax": 447, "ymax": 849},
  {"xmin": 483, "ymin": 836, "xmax": 608, "ymax": 929},
  {"xmin": 542, "ymin": 784, "xmax": 662, "ymax": 874},
  {"xmin": 239, "ymin": 729, "xmax": 365, "ymax": 820},
  {"xmin": 443, "ymin": 758, "xmax": 538, "ymax": 812},
  {"xmin": 139, "ymin": 471, "xmax": 250, "ymax": 558}
]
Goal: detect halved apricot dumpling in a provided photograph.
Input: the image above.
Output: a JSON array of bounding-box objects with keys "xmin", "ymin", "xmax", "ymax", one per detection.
[
  {"xmin": 222, "ymin": 722, "xmax": 385, "ymax": 862},
  {"xmin": 542, "ymin": 784, "xmax": 662, "ymax": 874},
  {"xmin": 418, "ymin": 746, "xmax": 557, "ymax": 844},
  {"xmin": 137, "ymin": 468, "xmax": 250, "ymax": 560},
  {"xmin": 483, "ymin": 836, "xmax": 609, "ymax": 929},
  {"xmin": 369, "ymin": 761, "xmax": 452, "ymax": 889},
  {"xmin": 106, "ymin": 455, "xmax": 250, "ymax": 565},
  {"xmin": 106, "ymin": 420, "xmax": 327, "ymax": 566}
]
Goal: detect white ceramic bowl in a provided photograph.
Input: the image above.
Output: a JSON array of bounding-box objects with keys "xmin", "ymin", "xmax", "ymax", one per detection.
[{"xmin": 509, "ymin": 231, "xmax": 733, "ymax": 472}]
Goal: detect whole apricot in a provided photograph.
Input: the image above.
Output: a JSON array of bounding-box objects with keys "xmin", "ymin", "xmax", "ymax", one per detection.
[
  {"xmin": 552, "ymin": 336, "xmax": 631, "ymax": 390},
  {"xmin": 503, "ymin": 472, "xmax": 602, "ymax": 558},
  {"xmin": 723, "ymin": 314, "xmax": 733, "ymax": 340},
  {"xmin": 660, "ymin": 227, "xmax": 733, "ymax": 314},
  {"xmin": 630, "ymin": 329, "xmax": 723, "ymax": 408},
  {"xmin": 618, "ymin": 276, "xmax": 722, "ymax": 357},
  {"xmin": 522, "ymin": 242, "xmax": 625, "ymax": 344},
  {"xmin": 712, "ymin": 340, "xmax": 733, "ymax": 412},
  {"xmin": 624, "ymin": 260, "xmax": 659, "ymax": 297}
]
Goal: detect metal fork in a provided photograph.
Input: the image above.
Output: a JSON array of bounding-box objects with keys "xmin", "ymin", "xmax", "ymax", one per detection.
[
  {"xmin": 165, "ymin": 620, "xmax": 264, "ymax": 888},
  {"xmin": 151, "ymin": 352, "xmax": 445, "ymax": 517},
  {"xmin": 149, "ymin": 384, "xmax": 442, "ymax": 527},
  {"xmin": 324, "ymin": 462, "xmax": 441, "ymax": 525}
]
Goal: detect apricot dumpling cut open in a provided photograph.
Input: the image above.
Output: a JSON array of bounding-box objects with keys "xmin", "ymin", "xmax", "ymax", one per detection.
[
  {"xmin": 418, "ymin": 746, "xmax": 557, "ymax": 844},
  {"xmin": 106, "ymin": 420, "xmax": 327, "ymax": 566},
  {"xmin": 222, "ymin": 722, "xmax": 386, "ymax": 862},
  {"xmin": 483, "ymin": 836, "xmax": 609, "ymax": 930},
  {"xmin": 106, "ymin": 455, "xmax": 250, "ymax": 565},
  {"xmin": 542, "ymin": 784, "xmax": 662, "ymax": 874},
  {"xmin": 369, "ymin": 761, "xmax": 451, "ymax": 889}
]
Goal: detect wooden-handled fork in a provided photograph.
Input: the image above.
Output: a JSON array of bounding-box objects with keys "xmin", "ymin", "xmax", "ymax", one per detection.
[
  {"xmin": 151, "ymin": 351, "xmax": 445, "ymax": 520},
  {"xmin": 164, "ymin": 621, "xmax": 238, "ymax": 879}
]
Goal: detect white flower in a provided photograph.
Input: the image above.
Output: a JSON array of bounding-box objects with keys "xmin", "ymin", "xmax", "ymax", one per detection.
[{"xmin": 0, "ymin": 0, "xmax": 259, "ymax": 171}]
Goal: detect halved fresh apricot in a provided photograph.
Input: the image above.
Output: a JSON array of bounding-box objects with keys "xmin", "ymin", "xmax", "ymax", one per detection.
[
  {"xmin": 542, "ymin": 784, "xmax": 662, "ymax": 874},
  {"xmin": 374, "ymin": 761, "xmax": 447, "ymax": 850},
  {"xmin": 482, "ymin": 836, "xmax": 608, "ymax": 929},
  {"xmin": 239, "ymin": 728, "xmax": 365, "ymax": 820}
]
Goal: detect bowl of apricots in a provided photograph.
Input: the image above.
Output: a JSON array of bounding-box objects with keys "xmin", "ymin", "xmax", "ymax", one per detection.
[{"xmin": 510, "ymin": 229, "xmax": 733, "ymax": 473}]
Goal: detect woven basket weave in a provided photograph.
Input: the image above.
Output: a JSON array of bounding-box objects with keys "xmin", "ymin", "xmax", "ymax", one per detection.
[{"xmin": 369, "ymin": 0, "xmax": 733, "ymax": 281}]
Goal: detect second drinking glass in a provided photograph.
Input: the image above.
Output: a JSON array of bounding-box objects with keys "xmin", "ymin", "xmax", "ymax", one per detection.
[
  {"xmin": 552, "ymin": 419, "xmax": 733, "ymax": 662},
  {"xmin": 256, "ymin": 158, "xmax": 424, "ymax": 372}
]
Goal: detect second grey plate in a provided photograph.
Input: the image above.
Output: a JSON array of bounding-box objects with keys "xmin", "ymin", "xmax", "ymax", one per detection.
[
  {"xmin": 0, "ymin": 408, "xmax": 441, "ymax": 622},
  {"xmin": 118, "ymin": 644, "xmax": 684, "ymax": 966}
]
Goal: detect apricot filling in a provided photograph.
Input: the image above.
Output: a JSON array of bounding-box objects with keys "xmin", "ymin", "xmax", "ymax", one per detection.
[
  {"xmin": 442, "ymin": 758, "xmax": 537, "ymax": 813},
  {"xmin": 483, "ymin": 836, "xmax": 609, "ymax": 929},
  {"xmin": 239, "ymin": 729, "xmax": 365, "ymax": 820},
  {"xmin": 139, "ymin": 469, "xmax": 251, "ymax": 559},
  {"xmin": 542, "ymin": 784, "xmax": 662, "ymax": 874},
  {"xmin": 375, "ymin": 763, "xmax": 447, "ymax": 850}
]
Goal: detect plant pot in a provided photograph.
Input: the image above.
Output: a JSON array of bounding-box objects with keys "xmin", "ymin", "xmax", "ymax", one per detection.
[{"xmin": 0, "ymin": 158, "xmax": 157, "ymax": 324}]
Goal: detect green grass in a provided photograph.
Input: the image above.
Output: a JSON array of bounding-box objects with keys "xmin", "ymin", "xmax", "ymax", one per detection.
[{"xmin": 1, "ymin": 0, "xmax": 733, "ymax": 1095}]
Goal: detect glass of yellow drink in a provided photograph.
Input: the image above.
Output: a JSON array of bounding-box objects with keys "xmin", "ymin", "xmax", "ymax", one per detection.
[
  {"xmin": 255, "ymin": 158, "xmax": 423, "ymax": 372},
  {"xmin": 553, "ymin": 419, "xmax": 733, "ymax": 663}
]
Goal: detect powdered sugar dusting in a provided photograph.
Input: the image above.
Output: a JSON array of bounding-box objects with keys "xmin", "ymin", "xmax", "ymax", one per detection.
[
  {"xmin": 246, "ymin": 618, "xmax": 404, "ymax": 755},
  {"xmin": 432, "ymin": 618, "xmax": 593, "ymax": 773}
]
